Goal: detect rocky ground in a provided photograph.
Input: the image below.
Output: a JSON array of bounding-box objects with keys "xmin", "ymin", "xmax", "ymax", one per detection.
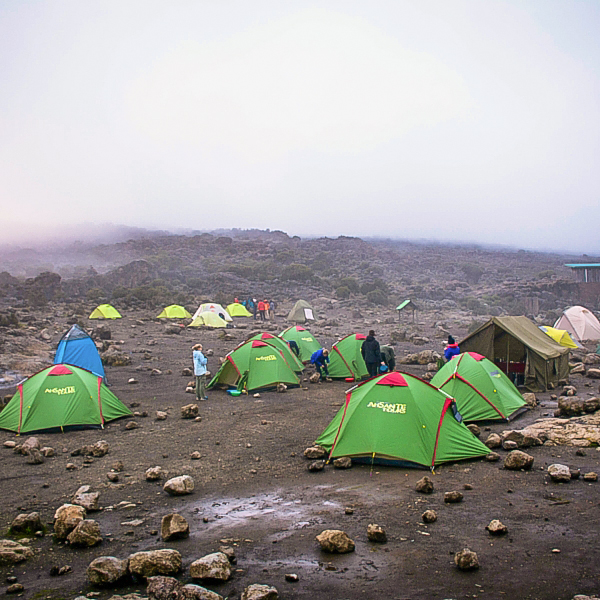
[{"xmin": 0, "ymin": 302, "xmax": 600, "ymax": 600}]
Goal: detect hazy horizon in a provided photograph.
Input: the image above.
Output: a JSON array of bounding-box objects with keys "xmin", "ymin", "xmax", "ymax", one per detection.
[{"xmin": 1, "ymin": 1, "xmax": 599, "ymax": 252}]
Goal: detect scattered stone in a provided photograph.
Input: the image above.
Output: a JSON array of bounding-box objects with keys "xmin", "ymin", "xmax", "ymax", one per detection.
[
  {"xmin": 486, "ymin": 519, "xmax": 508, "ymax": 535},
  {"xmin": 571, "ymin": 469, "xmax": 581, "ymax": 479},
  {"xmin": 444, "ymin": 491, "xmax": 464, "ymax": 503},
  {"xmin": 367, "ymin": 524, "xmax": 387, "ymax": 543},
  {"xmin": 504, "ymin": 450, "xmax": 534, "ymax": 470},
  {"xmin": 190, "ymin": 552, "xmax": 232, "ymax": 581},
  {"xmin": 316, "ymin": 530, "xmax": 355, "ymax": 553},
  {"xmin": 345, "ymin": 507, "xmax": 354, "ymax": 515},
  {"xmin": 241, "ymin": 584, "xmax": 279, "ymax": 600},
  {"xmin": 163, "ymin": 475, "xmax": 195, "ymax": 496},
  {"xmin": 107, "ymin": 473, "xmax": 119, "ymax": 482},
  {"xmin": 146, "ymin": 466, "xmax": 164, "ymax": 481},
  {"xmin": 72, "ymin": 485, "xmax": 100, "ymax": 511},
  {"xmin": 9, "ymin": 513, "xmax": 44, "ymax": 536},
  {"xmin": 161, "ymin": 514, "xmax": 190, "ymax": 541},
  {"xmin": 454, "ymin": 548, "xmax": 479, "ymax": 571},
  {"xmin": 128, "ymin": 378, "xmax": 138, "ymax": 385},
  {"xmin": 182, "ymin": 367, "xmax": 193, "ymax": 376},
  {"xmin": 66, "ymin": 463, "xmax": 77, "ymax": 470},
  {"xmin": 151, "ymin": 369, "xmax": 162, "ymax": 376},
  {"xmin": 583, "ymin": 472, "xmax": 598, "ymax": 482},
  {"xmin": 466, "ymin": 424, "xmax": 481, "ymax": 437},
  {"xmin": 6, "ymin": 583, "xmax": 24, "ymax": 594},
  {"xmin": 0, "ymin": 540, "xmax": 34, "ymax": 565},
  {"xmin": 304, "ymin": 446, "xmax": 327, "ymax": 459},
  {"xmin": 422, "ymin": 510, "xmax": 437, "ymax": 523},
  {"xmin": 156, "ymin": 411, "xmax": 168, "ymax": 421},
  {"xmin": 253, "ymin": 393, "xmax": 261, "ymax": 398},
  {"xmin": 71, "ymin": 440, "xmax": 110, "ymax": 457},
  {"xmin": 54, "ymin": 504, "xmax": 86, "ymax": 540},
  {"xmin": 285, "ymin": 573, "xmax": 299, "ymax": 582},
  {"xmin": 503, "ymin": 440, "xmax": 518, "ymax": 451},
  {"xmin": 308, "ymin": 461, "xmax": 325, "ymax": 472},
  {"xmin": 415, "ymin": 476, "xmax": 434, "ymax": 494},
  {"xmin": 218, "ymin": 546, "xmax": 236, "ymax": 564},
  {"xmin": 548, "ymin": 464, "xmax": 571, "ymax": 483},
  {"xmin": 333, "ymin": 456, "xmax": 352, "ymax": 469},
  {"xmin": 129, "ymin": 549, "xmax": 182, "ymax": 578},
  {"xmin": 112, "ymin": 460, "xmax": 124, "ymax": 471},
  {"xmin": 522, "ymin": 393, "xmax": 537, "ymax": 407},
  {"xmin": 276, "ymin": 383, "xmax": 287, "ymax": 393},
  {"xmin": 67, "ymin": 519, "xmax": 102, "ymax": 547},
  {"xmin": 485, "ymin": 452, "xmax": 500, "ymax": 462},
  {"xmin": 3, "ymin": 441, "xmax": 16, "ymax": 448},
  {"xmin": 125, "ymin": 421, "xmax": 140, "ymax": 430},
  {"xmin": 309, "ymin": 373, "xmax": 321, "ymax": 384},
  {"xmin": 181, "ymin": 404, "xmax": 199, "ymax": 419},
  {"xmin": 87, "ymin": 556, "xmax": 129, "ymax": 585},
  {"xmin": 484, "ymin": 433, "xmax": 502, "ymax": 449},
  {"xmin": 40, "ymin": 446, "xmax": 55, "ymax": 457},
  {"xmin": 21, "ymin": 436, "xmax": 40, "ymax": 453},
  {"xmin": 191, "ymin": 451, "xmax": 202, "ymax": 460},
  {"xmin": 26, "ymin": 448, "xmax": 45, "ymax": 464},
  {"xmin": 587, "ymin": 368, "xmax": 600, "ymax": 379},
  {"xmin": 147, "ymin": 576, "xmax": 223, "ymax": 600}
]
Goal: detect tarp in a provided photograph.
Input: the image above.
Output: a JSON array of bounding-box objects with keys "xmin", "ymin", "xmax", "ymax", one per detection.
[
  {"xmin": 554, "ymin": 306, "xmax": 600, "ymax": 342},
  {"xmin": 248, "ymin": 333, "xmax": 304, "ymax": 372},
  {"xmin": 227, "ymin": 303, "xmax": 252, "ymax": 317},
  {"xmin": 431, "ymin": 352, "xmax": 527, "ymax": 422},
  {"xmin": 460, "ymin": 316, "xmax": 570, "ymax": 392},
  {"xmin": 192, "ymin": 303, "xmax": 232, "ymax": 322},
  {"xmin": 315, "ymin": 371, "xmax": 490, "ymax": 468},
  {"xmin": 89, "ymin": 304, "xmax": 122, "ymax": 319},
  {"xmin": 0, "ymin": 364, "xmax": 132, "ymax": 433},
  {"xmin": 539, "ymin": 326, "xmax": 580, "ymax": 349},
  {"xmin": 54, "ymin": 324, "xmax": 105, "ymax": 379},
  {"xmin": 188, "ymin": 312, "xmax": 228, "ymax": 328},
  {"xmin": 278, "ymin": 326, "xmax": 321, "ymax": 363},
  {"xmin": 208, "ymin": 340, "xmax": 300, "ymax": 392},
  {"xmin": 157, "ymin": 305, "xmax": 192, "ymax": 319},
  {"xmin": 328, "ymin": 333, "xmax": 369, "ymax": 380},
  {"xmin": 287, "ymin": 300, "xmax": 317, "ymax": 323}
]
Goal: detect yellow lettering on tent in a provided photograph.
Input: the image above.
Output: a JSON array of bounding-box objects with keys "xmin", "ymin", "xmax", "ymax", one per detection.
[
  {"xmin": 255, "ymin": 355, "xmax": 277, "ymax": 361},
  {"xmin": 366, "ymin": 401, "xmax": 406, "ymax": 414},
  {"xmin": 301, "ymin": 337, "xmax": 314, "ymax": 342},
  {"xmin": 44, "ymin": 386, "xmax": 76, "ymax": 395}
]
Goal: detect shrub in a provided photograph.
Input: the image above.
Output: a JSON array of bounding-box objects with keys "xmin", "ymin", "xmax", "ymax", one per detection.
[
  {"xmin": 366, "ymin": 289, "xmax": 388, "ymax": 305},
  {"xmin": 336, "ymin": 286, "xmax": 351, "ymax": 299},
  {"xmin": 337, "ymin": 277, "xmax": 360, "ymax": 294},
  {"xmin": 282, "ymin": 264, "xmax": 314, "ymax": 282}
]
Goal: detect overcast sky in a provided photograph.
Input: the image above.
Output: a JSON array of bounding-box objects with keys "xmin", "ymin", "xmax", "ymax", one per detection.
[{"xmin": 1, "ymin": 1, "xmax": 599, "ymax": 251}]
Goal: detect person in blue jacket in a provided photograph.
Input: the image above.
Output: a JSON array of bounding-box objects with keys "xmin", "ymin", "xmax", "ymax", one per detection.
[
  {"xmin": 193, "ymin": 343, "xmax": 208, "ymax": 400},
  {"xmin": 310, "ymin": 348, "xmax": 330, "ymax": 381},
  {"xmin": 444, "ymin": 335, "xmax": 460, "ymax": 362}
]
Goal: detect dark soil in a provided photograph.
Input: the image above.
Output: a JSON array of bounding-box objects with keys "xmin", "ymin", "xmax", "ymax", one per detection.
[{"xmin": 1, "ymin": 313, "xmax": 599, "ymax": 600}]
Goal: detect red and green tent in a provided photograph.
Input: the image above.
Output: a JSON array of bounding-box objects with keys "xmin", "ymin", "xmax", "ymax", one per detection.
[
  {"xmin": 0, "ymin": 364, "xmax": 132, "ymax": 434},
  {"xmin": 328, "ymin": 333, "xmax": 369, "ymax": 380},
  {"xmin": 278, "ymin": 326, "xmax": 321, "ymax": 363},
  {"xmin": 248, "ymin": 333, "xmax": 304, "ymax": 372},
  {"xmin": 316, "ymin": 371, "xmax": 489, "ymax": 469},
  {"xmin": 431, "ymin": 352, "xmax": 528, "ymax": 422},
  {"xmin": 208, "ymin": 340, "xmax": 300, "ymax": 392}
]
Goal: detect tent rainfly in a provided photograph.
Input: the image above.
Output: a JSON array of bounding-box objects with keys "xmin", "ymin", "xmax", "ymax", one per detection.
[
  {"xmin": 193, "ymin": 303, "xmax": 232, "ymax": 322},
  {"xmin": 287, "ymin": 300, "xmax": 317, "ymax": 323},
  {"xmin": 539, "ymin": 326, "xmax": 580, "ymax": 349},
  {"xmin": 54, "ymin": 324, "xmax": 105, "ymax": 379},
  {"xmin": 157, "ymin": 305, "xmax": 192, "ymax": 319},
  {"xmin": 278, "ymin": 326, "xmax": 322, "ymax": 363},
  {"xmin": 554, "ymin": 306, "xmax": 600, "ymax": 342},
  {"xmin": 89, "ymin": 304, "xmax": 122, "ymax": 319},
  {"xmin": 459, "ymin": 316, "xmax": 570, "ymax": 392}
]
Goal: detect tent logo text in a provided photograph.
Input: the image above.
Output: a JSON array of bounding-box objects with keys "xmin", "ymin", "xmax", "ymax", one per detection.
[
  {"xmin": 367, "ymin": 401, "xmax": 406, "ymax": 414},
  {"xmin": 301, "ymin": 337, "xmax": 313, "ymax": 342},
  {"xmin": 44, "ymin": 386, "xmax": 76, "ymax": 395},
  {"xmin": 255, "ymin": 355, "xmax": 277, "ymax": 362}
]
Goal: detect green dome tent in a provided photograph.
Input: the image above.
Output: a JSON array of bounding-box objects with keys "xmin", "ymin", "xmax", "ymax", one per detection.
[
  {"xmin": 287, "ymin": 300, "xmax": 317, "ymax": 324},
  {"xmin": 431, "ymin": 352, "xmax": 528, "ymax": 422},
  {"xmin": 157, "ymin": 305, "xmax": 192, "ymax": 319},
  {"xmin": 316, "ymin": 371, "xmax": 489, "ymax": 469},
  {"xmin": 248, "ymin": 333, "xmax": 304, "ymax": 372},
  {"xmin": 278, "ymin": 326, "xmax": 321, "ymax": 363},
  {"xmin": 328, "ymin": 333, "xmax": 369, "ymax": 380},
  {"xmin": 0, "ymin": 364, "xmax": 132, "ymax": 434},
  {"xmin": 89, "ymin": 304, "xmax": 122, "ymax": 319},
  {"xmin": 208, "ymin": 340, "xmax": 300, "ymax": 392},
  {"xmin": 227, "ymin": 303, "xmax": 252, "ymax": 317}
]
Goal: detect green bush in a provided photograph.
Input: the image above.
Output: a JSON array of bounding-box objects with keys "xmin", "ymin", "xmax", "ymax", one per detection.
[
  {"xmin": 282, "ymin": 264, "xmax": 314, "ymax": 282},
  {"xmin": 366, "ymin": 289, "xmax": 388, "ymax": 305},
  {"xmin": 336, "ymin": 286, "xmax": 351, "ymax": 299},
  {"xmin": 337, "ymin": 277, "xmax": 360, "ymax": 293}
]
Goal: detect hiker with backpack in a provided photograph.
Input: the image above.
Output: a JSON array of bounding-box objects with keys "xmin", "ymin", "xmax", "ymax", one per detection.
[
  {"xmin": 380, "ymin": 344, "xmax": 396, "ymax": 372},
  {"xmin": 444, "ymin": 335, "xmax": 460, "ymax": 361},
  {"xmin": 361, "ymin": 330, "xmax": 381, "ymax": 378},
  {"xmin": 311, "ymin": 348, "xmax": 331, "ymax": 381}
]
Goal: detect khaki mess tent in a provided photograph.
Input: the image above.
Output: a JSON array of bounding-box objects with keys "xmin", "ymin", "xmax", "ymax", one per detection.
[
  {"xmin": 193, "ymin": 303, "xmax": 232, "ymax": 322},
  {"xmin": 157, "ymin": 305, "xmax": 192, "ymax": 319},
  {"xmin": 287, "ymin": 300, "xmax": 317, "ymax": 323},
  {"xmin": 554, "ymin": 306, "xmax": 600, "ymax": 342},
  {"xmin": 188, "ymin": 312, "xmax": 228, "ymax": 328},
  {"xmin": 227, "ymin": 303, "xmax": 252, "ymax": 317},
  {"xmin": 89, "ymin": 304, "xmax": 122, "ymax": 319},
  {"xmin": 460, "ymin": 316, "xmax": 570, "ymax": 392}
]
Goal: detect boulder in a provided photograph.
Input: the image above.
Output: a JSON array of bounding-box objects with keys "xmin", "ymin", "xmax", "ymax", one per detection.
[
  {"xmin": 9, "ymin": 512, "xmax": 44, "ymax": 536},
  {"xmin": 583, "ymin": 354, "xmax": 600, "ymax": 365},
  {"xmin": 484, "ymin": 433, "xmax": 502, "ymax": 449},
  {"xmin": 0, "ymin": 540, "xmax": 34, "ymax": 565},
  {"xmin": 454, "ymin": 548, "xmax": 479, "ymax": 570},
  {"xmin": 466, "ymin": 424, "xmax": 481, "ymax": 437},
  {"xmin": 304, "ymin": 446, "xmax": 327, "ymax": 459},
  {"xmin": 415, "ymin": 476, "xmax": 434, "ymax": 494},
  {"xmin": 367, "ymin": 524, "xmax": 387, "ymax": 543},
  {"xmin": 72, "ymin": 440, "xmax": 109, "ymax": 457},
  {"xmin": 163, "ymin": 475, "xmax": 194, "ymax": 496},
  {"xmin": 307, "ymin": 460, "xmax": 325, "ymax": 472},
  {"xmin": 316, "ymin": 530, "xmax": 355, "ymax": 553},
  {"xmin": 161, "ymin": 514, "xmax": 189, "ymax": 541},
  {"xmin": 21, "ymin": 436, "xmax": 40, "ymax": 453},
  {"xmin": 309, "ymin": 373, "xmax": 321, "ymax": 384},
  {"xmin": 190, "ymin": 552, "xmax": 232, "ymax": 581},
  {"xmin": 72, "ymin": 485, "xmax": 100, "ymax": 511},
  {"xmin": 87, "ymin": 556, "xmax": 129, "ymax": 585},
  {"xmin": 570, "ymin": 363, "xmax": 586, "ymax": 374},
  {"xmin": 548, "ymin": 464, "xmax": 571, "ymax": 483},
  {"xmin": 333, "ymin": 456, "xmax": 352, "ymax": 469},
  {"xmin": 181, "ymin": 404, "xmax": 199, "ymax": 419},
  {"xmin": 422, "ymin": 510, "xmax": 437, "ymax": 523},
  {"xmin": 156, "ymin": 411, "xmax": 168, "ymax": 420},
  {"xmin": 40, "ymin": 446, "xmax": 55, "ymax": 457},
  {"xmin": 485, "ymin": 452, "xmax": 501, "ymax": 462},
  {"xmin": 26, "ymin": 448, "xmax": 45, "ymax": 464},
  {"xmin": 444, "ymin": 491, "xmax": 463, "ymax": 503},
  {"xmin": 522, "ymin": 393, "xmax": 537, "ymax": 407},
  {"xmin": 486, "ymin": 520, "xmax": 508, "ymax": 535},
  {"xmin": 146, "ymin": 466, "xmax": 164, "ymax": 481},
  {"xmin": 583, "ymin": 472, "xmax": 598, "ymax": 482},
  {"xmin": 101, "ymin": 347, "xmax": 132, "ymax": 366},
  {"xmin": 129, "ymin": 549, "xmax": 182, "ymax": 578},
  {"xmin": 558, "ymin": 396, "xmax": 586, "ymax": 416},
  {"xmin": 67, "ymin": 519, "xmax": 102, "ymax": 547},
  {"xmin": 504, "ymin": 450, "xmax": 534, "ymax": 471},
  {"xmin": 502, "ymin": 430, "xmax": 525, "ymax": 446},
  {"xmin": 147, "ymin": 576, "xmax": 223, "ymax": 600},
  {"xmin": 587, "ymin": 368, "xmax": 600, "ymax": 379},
  {"xmin": 241, "ymin": 585, "xmax": 279, "ymax": 600},
  {"xmin": 54, "ymin": 504, "xmax": 86, "ymax": 539}
]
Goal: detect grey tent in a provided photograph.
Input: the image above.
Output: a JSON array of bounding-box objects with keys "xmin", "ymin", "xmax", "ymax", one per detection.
[
  {"xmin": 287, "ymin": 300, "xmax": 317, "ymax": 324},
  {"xmin": 460, "ymin": 316, "xmax": 569, "ymax": 392}
]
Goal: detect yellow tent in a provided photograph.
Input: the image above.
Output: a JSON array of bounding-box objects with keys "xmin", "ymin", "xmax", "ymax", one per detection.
[
  {"xmin": 227, "ymin": 303, "xmax": 252, "ymax": 317},
  {"xmin": 188, "ymin": 312, "xmax": 228, "ymax": 328},
  {"xmin": 157, "ymin": 305, "xmax": 192, "ymax": 319},
  {"xmin": 89, "ymin": 304, "xmax": 122, "ymax": 319},
  {"xmin": 539, "ymin": 326, "xmax": 580, "ymax": 349}
]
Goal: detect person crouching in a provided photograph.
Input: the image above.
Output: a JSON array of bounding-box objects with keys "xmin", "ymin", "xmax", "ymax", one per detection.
[{"xmin": 310, "ymin": 348, "xmax": 331, "ymax": 381}]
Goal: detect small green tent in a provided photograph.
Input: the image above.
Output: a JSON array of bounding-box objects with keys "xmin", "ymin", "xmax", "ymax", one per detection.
[
  {"xmin": 208, "ymin": 340, "xmax": 300, "ymax": 392},
  {"xmin": 227, "ymin": 303, "xmax": 252, "ymax": 317},
  {"xmin": 157, "ymin": 305, "xmax": 192, "ymax": 319},
  {"xmin": 431, "ymin": 352, "xmax": 528, "ymax": 422},
  {"xmin": 278, "ymin": 326, "xmax": 321, "ymax": 363},
  {"xmin": 89, "ymin": 304, "xmax": 122, "ymax": 319},
  {"xmin": 316, "ymin": 371, "xmax": 490, "ymax": 469},
  {"xmin": 0, "ymin": 364, "xmax": 132, "ymax": 434},
  {"xmin": 287, "ymin": 300, "xmax": 317, "ymax": 323},
  {"xmin": 248, "ymin": 333, "xmax": 304, "ymax": 372},
  {"xmin": 188, "ymin": 312, "xmax": 228, "ymax": 328},
  {"xmin": 328, "ymin": 333, "xmax": 369, "ymax": 380}
]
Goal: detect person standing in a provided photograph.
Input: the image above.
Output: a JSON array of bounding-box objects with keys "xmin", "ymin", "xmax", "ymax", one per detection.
[
  {"xmin": 251, "ymin": 298, "xmax": 258, "ymax": 320},
  {"xmin": 361, "ymin": 330, "xmax": 381, "ymax": 378},
  {"xmin": 193, "ymin": 343, "xmax": 208, "ymax": 401},
  {"xmin": 264, "ymin": 299, "xmax": 270, "ymax": 320},
  {"xmin": 310, "ymin": 348, "xmax": 331, "ymax": 380},
  {"xmin": 268, "ymin": 299, "xmax": 276, "ymax": 321},
  {"xmin": 380, "ymin": 344, "xmax": 396, "ymax": 372},
  {"xmin": 444, "ymin": 335, "xmax": 460, "ymax": 362},
  {"xmin": 257, "ymin": 299, "xmax": 266, "ymax": 321}
]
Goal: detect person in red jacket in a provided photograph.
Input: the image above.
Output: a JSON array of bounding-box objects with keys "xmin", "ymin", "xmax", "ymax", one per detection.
[{"xmin": 257, "ymin": 300, "xmax": 266, "ymax": 321}]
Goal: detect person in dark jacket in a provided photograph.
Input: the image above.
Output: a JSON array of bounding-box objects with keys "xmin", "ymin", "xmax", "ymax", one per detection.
[
  {"xmin": 310, "ymin": 348, "xmax": 330, "ymax": 380},
  {"xmin": 444, "ymin": 335, "xmax": 460, "ymax": 361},
  {"xmin": 286, "ymin": 339, "xmax": 300, "ymax": 358},
  {"xmin": 380, "ymin": 344, "xmax": 396, "ymax": 372},
  {"xmin": 361, "ymin": 330, "xmax": 381, "ymax": 378}
]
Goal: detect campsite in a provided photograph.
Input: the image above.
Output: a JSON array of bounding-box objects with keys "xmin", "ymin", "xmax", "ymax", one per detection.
[{"xmin": 0, "ymin": 232, "xmax": 600, "ymax": 600}]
